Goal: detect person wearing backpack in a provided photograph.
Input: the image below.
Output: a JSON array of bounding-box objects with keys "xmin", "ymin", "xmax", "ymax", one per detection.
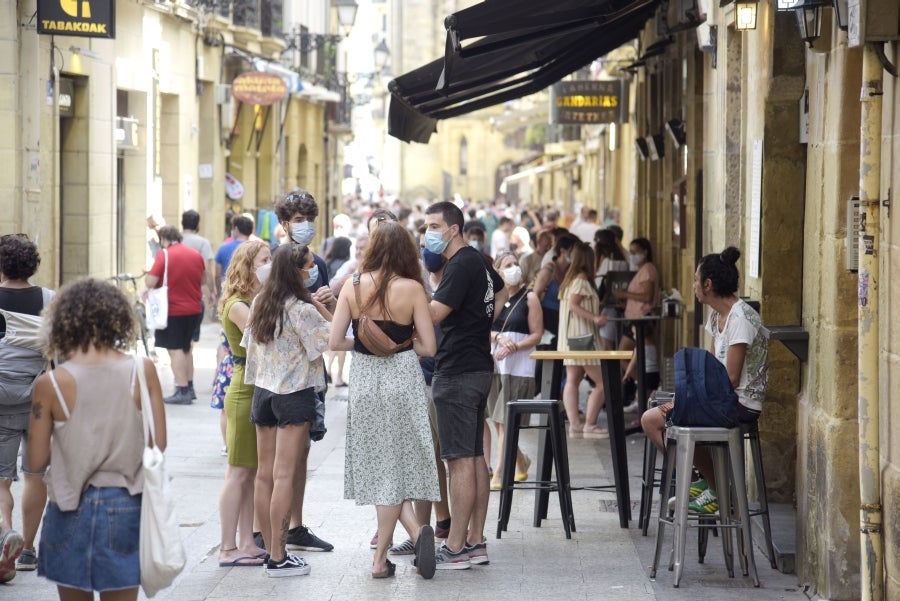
[
  {"xmin": 0, "ymin": 234, "xmax": 53, "ymax": 579},
  {"xmin": 641, "ymin": 246, "xmax": 768, "ymax": 514}
]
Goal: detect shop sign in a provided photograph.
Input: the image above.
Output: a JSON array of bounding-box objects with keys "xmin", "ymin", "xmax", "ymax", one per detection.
[
  {"xmin": 231, "ymin": 72, "xmax": 288, "ymax": 106},
  {"xmin": 549, "ymin": 80, "xmax": 626, "ymax": 125},
  {"xmin": 225, "ymin": 173, "xmax": 244, "ymax": 200},
  {"xmin": 58, "ymin": 77, "xmax": 75, "ymax": 117},
  {"xmin": 37, "ymin": 0, "xmax": 115, "ymax": 38}
]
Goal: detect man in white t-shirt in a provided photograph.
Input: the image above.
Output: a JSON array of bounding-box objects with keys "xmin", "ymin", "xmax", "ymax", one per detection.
[{"xmin": 570, "ymin": 209, "xmax": 601, "ymax": 243}]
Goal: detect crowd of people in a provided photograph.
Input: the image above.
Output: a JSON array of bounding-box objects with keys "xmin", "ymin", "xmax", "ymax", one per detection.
[{"xmin": 0, "ymin": 190, "xmax": 769, "ymax": 596}]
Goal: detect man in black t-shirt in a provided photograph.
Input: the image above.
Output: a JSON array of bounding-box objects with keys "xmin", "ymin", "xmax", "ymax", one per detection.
[{"xmin": 425, "ymin": 202, "xmax": 507, "ymax": 570}]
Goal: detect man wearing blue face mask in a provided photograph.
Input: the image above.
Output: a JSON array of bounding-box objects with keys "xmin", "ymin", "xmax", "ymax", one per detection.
[
  {"xmin": 256, "ymin": 190, "xmax": 335, "ymax": 555},
  {"xmin": 424, "ymin": 201, "xmax": 508, "ymax": 570}
]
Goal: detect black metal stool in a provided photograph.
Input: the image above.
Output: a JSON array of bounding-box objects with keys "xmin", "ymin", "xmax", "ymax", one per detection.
[{"xmin": 496, "ymin": 399, "xmax": 575, "ymax": 539}]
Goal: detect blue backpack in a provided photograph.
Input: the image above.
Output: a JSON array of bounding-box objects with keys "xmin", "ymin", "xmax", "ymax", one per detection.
[{"xmin": 672, "ymin": 347, "xmax": 739, "ymax": 428}]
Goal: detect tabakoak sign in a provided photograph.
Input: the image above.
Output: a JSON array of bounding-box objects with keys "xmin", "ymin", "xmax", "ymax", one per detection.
[
  {"xmin": 231, "ymin": 72, "xmax": 289, "ymax": 106},
  {"xmin": 37, "ymin": 0, "xmax": 115, "ymax": 39}
]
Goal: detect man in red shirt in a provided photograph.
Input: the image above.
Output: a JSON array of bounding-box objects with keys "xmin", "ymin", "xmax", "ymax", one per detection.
[{"xmin": 145, "ymin": 225, "xmax": 206, "ymax": 404}]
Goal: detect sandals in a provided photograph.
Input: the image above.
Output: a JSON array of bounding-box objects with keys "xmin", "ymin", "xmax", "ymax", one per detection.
[
  {"xmin": 372, "ymin": 559, "xmax": 396, "ymax": 579},
  {"xmin": 583, "ymin": 425, "xmax": 609, "ymax": 439},
  {"xmin": 514, "ymin": 454, "xmax": 532, "ymax": 481}
]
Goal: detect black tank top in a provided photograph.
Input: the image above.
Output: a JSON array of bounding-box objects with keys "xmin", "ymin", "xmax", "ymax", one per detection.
[{"xmin": 351, "ymin": 319, "xmax": 415, "ymax": 355}]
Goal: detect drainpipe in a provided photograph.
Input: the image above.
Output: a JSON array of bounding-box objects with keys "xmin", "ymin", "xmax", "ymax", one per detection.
[{"xmin": 857, "ymin": 43, "xmax": 883, "ymax": 601}]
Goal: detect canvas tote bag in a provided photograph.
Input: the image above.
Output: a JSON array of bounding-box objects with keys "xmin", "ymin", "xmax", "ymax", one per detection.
[
  {"xmin": 135, "ymin": 356, "xmax": 186, "ymax": 597},
  {"xmin": 146, "ymin": 250, "xmax": 169, "ymax": 330}
]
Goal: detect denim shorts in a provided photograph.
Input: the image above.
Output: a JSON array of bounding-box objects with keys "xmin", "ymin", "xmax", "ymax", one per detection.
[
  {"xmin": 432, "ymin": 372, "xmax": 493, "ymax": 459},
  {"xmin": 38, "ymin": 486, "xmax": 142, "ymax": 592},
  {"xmin": 251, "ymin": 386, "xmax": 318, "ymax": 428},
  {"xmin": 0, "ymin": 413, "xmax": 31, "ymax": 480}
]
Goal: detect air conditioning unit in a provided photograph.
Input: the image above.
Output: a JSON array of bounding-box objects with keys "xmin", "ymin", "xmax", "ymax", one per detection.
[
  {"xmin": 215, "ymin": 83, "xmax": 232, "ymax": 105},
  {"xmin": 115, "ymin": 116, "xmax": 140, "ymax": 150}
]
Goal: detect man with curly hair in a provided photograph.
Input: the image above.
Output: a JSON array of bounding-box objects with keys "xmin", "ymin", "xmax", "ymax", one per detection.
[{"xmin": 0, "ymin": 234, "xmax": 53, "ymax": 580}]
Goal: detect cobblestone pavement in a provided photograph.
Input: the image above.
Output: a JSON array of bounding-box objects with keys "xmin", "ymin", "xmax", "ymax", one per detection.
[{"xmin": 8, "ymin": 324, "xmax": 810, "ymax": 600}]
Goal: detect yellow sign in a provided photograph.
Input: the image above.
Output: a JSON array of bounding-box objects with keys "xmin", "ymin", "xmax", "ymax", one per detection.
[
  {"xmin": 549, "ymin": 80, "xmax": 626, "ymax": 125},
  {"xmin": 37, "ymin": 0, "xmax": 115, "ymax": 39}
]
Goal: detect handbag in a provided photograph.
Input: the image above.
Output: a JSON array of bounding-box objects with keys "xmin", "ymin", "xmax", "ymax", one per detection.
[
  {"xmin": 146, "ymin": 249, "xmax": 169, "ymax": 331},
  {"xmin": 135, "ymin": 356, "xmax": 186, "ymax": 597},
  {"xmin": 353, "ymin": 272, "xmax": 413, "ymax": 356},
  {"xmin": 565, "ymin": 292, "xmax": 595, "ymax": 351}
]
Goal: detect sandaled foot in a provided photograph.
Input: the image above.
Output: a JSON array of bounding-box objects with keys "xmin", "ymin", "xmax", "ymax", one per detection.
[
  {"xmin": 372, "ymin": 559, "xmax": 396, "ymax": 579},
  {"xmin": 583, "ymin": 425, "xmax": 609, "ymax": 439}
]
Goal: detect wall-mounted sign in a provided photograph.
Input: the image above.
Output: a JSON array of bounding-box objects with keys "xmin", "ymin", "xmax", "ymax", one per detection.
[
  {"xmin": 231, "ymin": 72, "xmax": 288, "ymax": 106},
  {"xmin": 37, "ymin": 0, "xmax": 115, "ymax": 38},
  {"xmin": 225, "ymin": 173, "xmax": 244, "ymax": 200},
  {"xmin": 549, "ymin": 80, "xmax": 627, "ymax": 125}
]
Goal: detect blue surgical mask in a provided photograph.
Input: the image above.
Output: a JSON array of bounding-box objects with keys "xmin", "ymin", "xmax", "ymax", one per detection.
[
  {"xmin": 303, "ymin": 265, "xmax": 319, "ymax": 288},
  {"xmin": 421, "ymin": 248, "xmax": 445, "ymax": 273},
  {"xmin": 468, "ymin": 240, "xmax": 482, "ymax": 251},
  {"xmin": 290, "ymin": 221, "xmax": 316, "ymax": 246},
  {"xmin": 424, "ymin": 229, "xmax": 449, "ymax": 254}
]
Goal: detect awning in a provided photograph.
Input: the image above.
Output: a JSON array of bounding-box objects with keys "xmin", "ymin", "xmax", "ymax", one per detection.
[
  {"xmin": 388, "ymin": 0, "xmax": 661, "ymax": 143},
  {"xmin": 502, "ymin": 156, "xmax": 577, "ymax": 186}
]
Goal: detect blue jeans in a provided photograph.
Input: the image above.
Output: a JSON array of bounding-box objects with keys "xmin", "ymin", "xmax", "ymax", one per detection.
[
  {"xmin": 38, "ymin": 486, "xmax": 141, "ymax": 592},
  {"xmin": 432, "ymin": 371, "xmax": 493, "ymax": 459}
]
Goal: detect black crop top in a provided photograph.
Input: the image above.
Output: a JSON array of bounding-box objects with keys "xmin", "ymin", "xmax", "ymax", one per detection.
[{"xmin": 351, "ymin": 319, "xmax": 415, "ymax": 355}]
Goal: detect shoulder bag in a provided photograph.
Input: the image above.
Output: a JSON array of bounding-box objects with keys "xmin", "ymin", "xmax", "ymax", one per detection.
[
  {"xmin": 353, "ymin": 273, "xmax": 413, "ymax": 356},
  {"xmin": 565, "ymin": 280, "xmax": 596, "ymax": 351},
  {"xmin": 146, "ymin": 250, "xmax": 169, "ymax": 331},
  {"xmin": 135, "ymin": 356, "xmax": 186, "ymax": 597}
]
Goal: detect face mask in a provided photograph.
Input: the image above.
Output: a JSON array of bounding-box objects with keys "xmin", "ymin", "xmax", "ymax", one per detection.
[
  {"xmin": 564, "ymin": 253, "xmax": 572, "ymax": 265},
  {"xmin": 630, "ymin": 253, "xmax": 645, "ymax": 269},
  {"xmin": 421, "ymin": 248, "xmax": 445, "ymax": 273},
  {"xmin": 424, "ymin": 229, "xmax": 449, "ymax": 254},
  {"xmin": 468, "ymin": 240, "xmax": 482, "ymax": 251},
  {"xmin": 303, "ymin": 264, "xmax": 319, "ymax": 288},
  {"xmin": 290, "ymin": 221, "xmax": 316, "ymax": 246},
  {"xmin": 255, "ymin": 263, "xmax": 272, "ymax": 285},
  {"xmin": 502, "ymin": 265, "xmax": 523, "ymax": 286}
]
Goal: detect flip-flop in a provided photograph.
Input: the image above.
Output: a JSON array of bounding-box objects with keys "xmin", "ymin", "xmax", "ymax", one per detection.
[
  {"xmin": 414, "ymin": 525, "xmax": 435, "ymax": 580},
  {"xmin": 371, "ymin": 559, "xmax": 396, "ymax": 579},
  {"xmin": 219, "ymin": 555, "xmax": 265, "ymax": 567}
]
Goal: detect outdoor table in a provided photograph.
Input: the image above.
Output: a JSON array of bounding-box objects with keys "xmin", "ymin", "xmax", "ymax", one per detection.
[
  {"xmin": 530, "ymin": 349, "xmax": 634, "ymax": 528},
  {"xmin": 605, "ymin": 314, "xmax": 670, "ymax": 433}
]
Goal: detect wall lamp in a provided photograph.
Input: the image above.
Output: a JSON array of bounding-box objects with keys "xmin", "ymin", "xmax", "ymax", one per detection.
[
  {"xmin": 832, "ymin": 0, "xmax": 848, "ymax": 31},
  {"xmin": 69, "ymin": 46, "xmax": 101, "ymax": 60},
  {"xmin": 735, "ymin": 0, "xmax": 759, "ymax": 30},
  {"xmin": 775, "ymin": 0, "xmax": 827, "ymax": 47}
]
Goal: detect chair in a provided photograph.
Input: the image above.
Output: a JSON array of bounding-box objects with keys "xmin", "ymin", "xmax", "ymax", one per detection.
[
  {"xmin": 638, "ymin": 391, "xmax": 674, "ymax": 535},
  {"xmin": 650, "ymin": 425, "xmax": 760, "ymax": 588},
  {"xmin": 496, "ymin": 399, "xmax": 575, "ymax": 539}
]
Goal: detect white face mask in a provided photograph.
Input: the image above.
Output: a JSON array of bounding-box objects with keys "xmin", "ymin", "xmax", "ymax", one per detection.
[
  {"xmin": 290, "ymin": 221, "xmax": 316, "ymax": 246},
  {"xmin": 303, "ymin": 264, "xmax": 319, "ymax": 288},
  {"xmin": 468, "ymin": 240, "xmax": 482, "ymax": 251},
  {"xmin": 255, "ymin": 263, "xmax": 272, "ymax": 285},
  {"xmin": 502, "ymin": 265, "xmax": 523, "ymax": 286},
  {"xmin": 630, "ymin": 253, "xmax": 645, "ymax": 269}
]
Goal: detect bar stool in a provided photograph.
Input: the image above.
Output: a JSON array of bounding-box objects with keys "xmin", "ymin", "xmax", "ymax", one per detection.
[
  {"xmin": 698, "ymin": 422, "xmax": 777, "ymax": 568},
  {"xmin": 639, "ymin": 391, "xmax": 674, "ymax": 535},
  {"xmin": 496, "ymin": 399, "xmax": 575, "ymax": 539},
  {"xmin": 650, "ymin": 425, "xmax": 759, "ymax": 588}
]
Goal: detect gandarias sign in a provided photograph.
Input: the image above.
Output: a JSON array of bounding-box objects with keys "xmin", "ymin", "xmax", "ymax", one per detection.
[
  {"xmin": 231, "ymin": 72, "xmax": 289, "ymax": 106},
  {"xmin": 38, "ymin": 0, "xmax": 115, "ymax": 38},
  {"xmin": 549, "ymin": 80, "xmax": 626, "ymax": 125}
]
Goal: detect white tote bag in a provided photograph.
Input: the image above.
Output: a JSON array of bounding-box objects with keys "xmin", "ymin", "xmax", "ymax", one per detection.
[
  {"xmin": 146, "ymin": 250, "xmax": 169, "ymax": 331},
  {"xmin": 135, "ymin": 356, "xmax": 186, "ymax": 597}
]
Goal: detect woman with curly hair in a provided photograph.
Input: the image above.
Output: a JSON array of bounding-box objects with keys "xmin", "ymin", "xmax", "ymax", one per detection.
[
  {"xmin": 243, "ymin": 243, "xmax": 331, "ymax": 577},
  {"xmin": 27, "ymin": 278, "xmax": 166, "ymax": 601},
  {"xmin": 330, "ymin": 221, "xmax": 439, "ymax": 579},
  {"xmin": 216, "ymin": 239, "xmax": 270, "ymax": 568},
  {"xmin": 0, "ymin": 234, "xmax": 52, "ymax": 579}
]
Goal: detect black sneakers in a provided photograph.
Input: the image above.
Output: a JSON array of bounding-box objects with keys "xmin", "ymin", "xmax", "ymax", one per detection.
[
  {"xmin": 265, "ymin": 552, "xmax": 310, "ymax": 577},
  {"xmin": 286, "ymin": 526, "xmax": 334, "ymax": 552}
]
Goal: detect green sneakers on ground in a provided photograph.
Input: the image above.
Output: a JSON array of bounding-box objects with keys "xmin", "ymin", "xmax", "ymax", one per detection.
[{"xmin": 689, "ymin": 478, "xmax": 709, "ymax": 499}]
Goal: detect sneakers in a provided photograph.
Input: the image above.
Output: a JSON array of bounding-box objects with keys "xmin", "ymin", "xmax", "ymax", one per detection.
[
  {"xmin": 434, "ymin": 541, "xmax": 470, "ymax": 570},
  {"xmin": 582, "ymin": 425, "xmax": 609, "ymax": 439},
  {"xmin": 688, "ymin": 488, "xmax": 719, "ymax": 514},
  {"xmin": 0, "ymin": 530, "xmax": 24, "ymax": 583},
  {"xmin": 187, "ymin": 382, "xmax": 197, "ymax": 400},
  {"xmin": 463, "ymin": 540, "xmax": 489, "ymax": 565},
  {"xmin": 164, "ymin": 386, "xmax": 193, "ymax": 405},
  {"xmin": 265, "ymin": 552, "xmax": 311, "ymax": 577},
  {"xmin": 434, "ymin": 519, "xmax": 450, "ymax": 540},
  {"xmin": 689, "ymin": 478, "xmax": 709, "ymax": 499},
  {"xmin": 286, "ymin": 525, "xmax": 333, "ymax": 552},
  {"xmin": 15, "ymin": 548, "xmax": 37, "ymax": 571},
  {"xmin": 622, "ymin": 400, "xmax": 640, "ymax": 414},
  {"xmin": 388, "ymin": 539, "xmax": 415, "ymax": 555}
]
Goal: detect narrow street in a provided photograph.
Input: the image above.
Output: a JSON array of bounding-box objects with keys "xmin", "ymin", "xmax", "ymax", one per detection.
[{"xmin": 10, "ymin": 323, "xmax": 809, "ymax": 600}]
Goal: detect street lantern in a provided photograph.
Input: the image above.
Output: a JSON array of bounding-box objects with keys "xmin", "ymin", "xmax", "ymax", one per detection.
[
  {"xmin": 333, "ymin": 0, "xmax": 359, "ymax": 35},
  {"xmin": 796, "ymin": 3, "xmax": 823, "ymax": 46},
  {"xmin": 735, "ymin": 0, "xmax": 759, "ymax": 30},
  {"xmin": 832, "ymin": 0, "xmax": 848, "ymax": 31},
  {"xmin": 374, "ymin": 39, "xmax": 390, "ymax": 72}
]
